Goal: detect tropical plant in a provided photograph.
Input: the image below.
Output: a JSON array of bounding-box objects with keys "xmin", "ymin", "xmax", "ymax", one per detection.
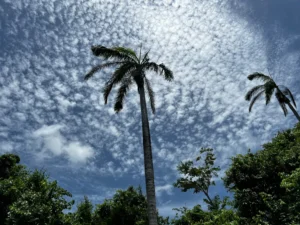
[
  {"xmin": 245, "ymin": 72, "xmax": 300, "ymax": 121},
  {"xmin": 173, "ymin": 148, "xmax": 238, "ymax": 225},
  {"xmin": 71, "ymin": 196, "xmax": 93, "ymax": 225},
  {"xmin": 174, "ymin": 148, "xmax": 222, "ymax": 210},
  {"xmin": 84, "ymin": 45, "xmax": 173, "ymax": 225},
  {"xmin": 171, "ymin": 205, "xmax": 239, "ymax": 225},
  {"xmin": 0, "ymin": 154, "xmax": 74, "ymax": 225},
  {"xmin": 224, "ymin": 123, "xmax": 300, "ymax": 224}
]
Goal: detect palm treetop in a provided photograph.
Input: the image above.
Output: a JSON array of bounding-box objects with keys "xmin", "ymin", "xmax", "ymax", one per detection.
[
  {"xmin": 245, "ymin": 72, "xmax": 299, "ymax": 121},
  {"xmin": 84, "ymin": 45, "xmax": 173, "ymax": 114}
]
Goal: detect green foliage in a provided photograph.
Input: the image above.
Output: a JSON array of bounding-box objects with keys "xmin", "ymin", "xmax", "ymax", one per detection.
[
  {"xmin": 171, "ymin": 204, "xmax": 239, "ymax": 225},
  {"xmin": 0, "ymin": 154, "xmax": 25, "ymax": 225},
  {"xmin": 63, "ymin": 186, "xmax": 168, "ymax": 225},
  {"xmin": 174, "ymin": 148, "xmax": 221, "ymax": 209},
  {"xmin": 71, "ymin": 196, "xmax": 94, "ymax": 225},
  {"xmin": 92, "ymin": 186, "xmax": 149, "ymax": 225},
  {"xmin": 0, "ymin": 154, "xmax": 74, "ymax": 225},
  {"xmin": 224, "ymin": 123, "xmax": 300, "ymax": 224},
  {"xmin": 173, "ymin": 148, "xmax": 238, "ymax": 225}
]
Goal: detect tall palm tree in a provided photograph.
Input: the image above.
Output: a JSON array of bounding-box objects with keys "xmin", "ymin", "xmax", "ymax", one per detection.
[
  {"xmin": 245, "ymin": 72, "xmax": 300, "ymax": 121},
  {"xmin": 84, "ymin": 45, "xmax": 173, "ymax": 225}
]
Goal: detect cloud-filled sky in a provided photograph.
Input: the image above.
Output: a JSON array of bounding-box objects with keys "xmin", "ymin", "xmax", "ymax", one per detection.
[{"xmin": 1, "ymin": 0, "xmax": 300, "ymax": 217}]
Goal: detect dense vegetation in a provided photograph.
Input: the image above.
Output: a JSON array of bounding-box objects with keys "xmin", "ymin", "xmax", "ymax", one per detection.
[{"xmin": 1, "ymin": 122, "xmax": 300, "ymax": 224}]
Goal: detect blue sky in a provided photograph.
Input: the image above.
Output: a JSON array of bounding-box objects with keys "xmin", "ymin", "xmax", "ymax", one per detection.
[{"xmin": 1, "ymin": 0, "xmax": 300, "ymax": 217}]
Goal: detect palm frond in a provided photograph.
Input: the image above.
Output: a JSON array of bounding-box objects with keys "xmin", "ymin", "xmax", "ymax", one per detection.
[
  {"xmin": 143, "ymin": 62, "xmax": 174, "ymax": 81},
  {"xmin": 158, "ymin": 64, "xmax": 174, "ymax": 81},
  {"xmin": 103, "ymin": 63, "xmax": 137, "ymax": 104},
  {"xmin": 276, "ymin": 92, "xmax": 288, "ymax": 116},
  {"xmin": 264, "ymin": 81, "xmax": 276, "ymax": 105},
  {"xmin": 91, "ymin": 45, "xmax": 136, "ymax": 62},
  {"xmin": 103, "ymin": 82, "xmax": 114, "ymax": 105},
  {"xmin": 112, "ymin": 47, "xmax": 139, "ymax": 63},
  {"xmin": 142, "ymin": 50, "xmax": 150, "ymax": 64},
  {"xmin": 84, "ymin": 62, "xmax": 123, "ymax": 80},
  {"xmin": 114, "ymin": 78, "xmax": 133, "ymax": 113},
  {"xmin": 247, "ymin": 72, "xmax": 273, "ymax": 82},
  {"xmin": 280, "ymin": 86, "xmax": 297, "ymax": 108},
  {"xmin": 144, "ymin": 62, "xmax": 159, "ymax": 73},
  {"xmin": 245, "ymin": 85, "xmax": 265, "ymax": 101},
  {"xmin": 249, "ymin": 90, "xmax": 264, "ymax": 112},
  {"xmin": 145, "ymin": 77, "xmax": 155, "ymax": 114}
]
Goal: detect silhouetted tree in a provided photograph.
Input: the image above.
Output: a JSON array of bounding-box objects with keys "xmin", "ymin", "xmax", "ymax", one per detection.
[
  {"xmin": 85, "ymin": 45, "xmax": 173, "ymax": 225},
  {"xmin": 245, "ymin": 72, "xmax": 300, "ymax": 121}
]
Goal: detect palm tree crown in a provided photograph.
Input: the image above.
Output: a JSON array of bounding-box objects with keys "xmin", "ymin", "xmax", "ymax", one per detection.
[
  {"xmin": 245, "ymin": 72, "xmax": 300, "ymax": 121},
  {"xmin": 84, "ymin": 45, "xmax": 173, "ymax": 113}
]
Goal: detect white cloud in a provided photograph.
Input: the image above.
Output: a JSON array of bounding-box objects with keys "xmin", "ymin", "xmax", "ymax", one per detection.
[
  {"xmin": 65, "ymin": 142, "xmax": 94, "ymax": 164},
  {"xmin": 33, "ymin": 124, "xmax": 94, "ymax": 164},
  {"xmin": 156, "ymin": 184, "xmax": 173, "ymax": 197}
]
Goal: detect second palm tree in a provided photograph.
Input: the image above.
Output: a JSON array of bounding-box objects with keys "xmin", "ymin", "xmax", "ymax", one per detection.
[{"xmin": 245, "ymin": 72, "xmax": 300, "ymax": 122}]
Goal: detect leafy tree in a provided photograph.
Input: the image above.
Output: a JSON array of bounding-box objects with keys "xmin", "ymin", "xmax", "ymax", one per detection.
[
  {"xmin": 171, "ymin": 204, "xmax": 239, "ymax": 225},
  {"xmin": 0, "ymin": 153, "xmax": 74, "ymax": 225},
  {"xmin": 84, "ymin": 45, "xmax": 173, "ymax": 225},
  {"xmin": 245, "ymin": 72, "xmax": 300, "ymax": 121},
  {"xmin": 224, "ymin": 123, "xmax": 300, "ymax": 224},
  {"xmin": 91, "ymin": 186, "xmax": 167, "ymax": 225},
  {"xmin": 71, "ymin": 196, "xmax": 94, "ymax": 225},
  {"xmin": 173, "ymin": 148, "xmax": 239, "ymax": 225},
  {"xmin": 280, "ymin": 168, "xmax": 300, "ymax": 223},
  {"xmin": 0, "ymin": 154, "xmax": 25, "ymax": 225},
  {"xmin": 174, "ymin": 148, "xmax": 221, "ymax": 210}
]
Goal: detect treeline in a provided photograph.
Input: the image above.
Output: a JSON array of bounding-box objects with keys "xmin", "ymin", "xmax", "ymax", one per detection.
[{"xmin": 1, "ymin": 122, "xmax": 300, "ymax": 225}]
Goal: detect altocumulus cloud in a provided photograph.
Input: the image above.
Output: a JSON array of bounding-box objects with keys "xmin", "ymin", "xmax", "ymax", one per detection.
[{"xmin": 0, "ymin": 0, "xmax": 300, "ymax": 217}]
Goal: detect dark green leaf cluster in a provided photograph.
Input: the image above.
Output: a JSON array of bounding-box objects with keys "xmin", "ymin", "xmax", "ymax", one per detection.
[
  {"xmin": 174, "ymin": 148, "xmax": 220, "ymax": 210},
  {"xmin": 172, "ymin": 148, "xmax": 238, "ymax": 225},
  {"xmin": 171, "ymin": 205, "xmax": 239, "ymax": 225},
  {"xmin": 224, "ymin": 123, "xmax": 300, "ymax": 224},
  {"xmin": 0, "ymin": 154, "xmax": 74, "ymax": 225},
  {"xmin": 66, "ymin": 186, "xmax": 168, "ymax": 225}
]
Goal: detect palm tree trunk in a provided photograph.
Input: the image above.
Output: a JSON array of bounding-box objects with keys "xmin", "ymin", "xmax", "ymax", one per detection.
[
  {"xmin": 286, "ymin": 101, "xmax": 300, "ymax": 122},
  {"xmin": 138, "ymin": 84, "xmax": 158, "ymax": 225}
]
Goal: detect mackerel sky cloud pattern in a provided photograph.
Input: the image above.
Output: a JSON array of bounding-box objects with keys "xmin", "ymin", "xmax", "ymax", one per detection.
[{"xmin": 1, "ymin": 0, "xmax": 300, "ymax": 217}]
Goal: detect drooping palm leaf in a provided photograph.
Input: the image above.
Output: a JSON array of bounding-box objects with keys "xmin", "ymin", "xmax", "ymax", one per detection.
[
  {"xmin": 264, "ymin": 81, "xmax": 276, "ymax": 105},
  {"xmin": 145, "ymin": 77, "xmax": 155, "ymax": 114},
  {"xmin": 103, "ymin": 63, "xmax": 137, "ymax": 104},
  {"xmin": 114, "ymin": 78, "xmax": 133, "ymax": 112},
  {"xmin": 91, "ymin": 45, "xmax": 136, "ymax": 62},
  {"xmin": 281, "ymin": 86, "xmax": 297, "ymax": 108},
  {"xmin": 84, "ymin": 62, "xmax": 123, "ymax": 80},
  {"xmin": 276, "ymin": 91, "xmax": 288, "ymax": 116},
  {"xmin": 247, "ymin": 73, "xmax": 273, "ymax": 82},
  {"xmin": 103, "ymin": 82, "xmax": 114, "ymax": 105},
  {"xmin": 245, "ymin": 85, "xmax": 265, "ymax": 101},
  {"xmin": 158, "ymin": 64, "xmax": 174, "ymax": 81},
  {"xmin": 144, "ymin": 62, "xmax": 159, "ymax": 73},
  {"xmin": 249, "ymin": 90, "xmax": 264, "ymax": 112}
]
